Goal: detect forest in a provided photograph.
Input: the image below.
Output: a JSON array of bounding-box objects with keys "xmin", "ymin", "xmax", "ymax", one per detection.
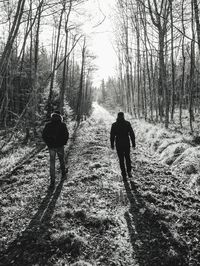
[
  {"xmin": 0, "ymin": 0, "xmax": 94, "ymax": 143},
  {"xmin": 1, "ymin": 0, "xmax": 200, "ymax": 135},
  {"xmin": 100, "ymin": 0, "xmax": 200, "ymax": 132},
  {"xmin": 0, "ymin": 0, "xmax": 200, "ymax": 266}
]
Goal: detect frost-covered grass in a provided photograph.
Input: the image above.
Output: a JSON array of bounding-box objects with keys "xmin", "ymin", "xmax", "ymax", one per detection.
[
  {"xmin": 1, "ymin": 104, "xmax": 199, "ymax": 265},
  {"xmin": 159, "ymin": 143, "xmax": 191, "ymax": 165},
  {"xmin": 0, "ymin": 109, "xmax": 134, "ymax": 265},
  {"xmin": 125, "ymin": 115, "xmax": 200, "ymax": 193},
  {"xmin": 0, "ymin": 146, "xmax": 34, "ymax": 176}
]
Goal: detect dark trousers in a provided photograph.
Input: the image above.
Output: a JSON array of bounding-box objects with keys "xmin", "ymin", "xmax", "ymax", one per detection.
[
  {"xmin": 49, "ymin": 146, "xmax": 65, "ymax": 181},
  {"xmin": 117, "ymin": 147, "xmax": 131, "ymax": 175}
]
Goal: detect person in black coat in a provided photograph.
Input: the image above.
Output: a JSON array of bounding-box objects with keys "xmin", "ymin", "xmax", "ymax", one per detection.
[
  {"xmin": 110, "ymin": 112, "xmax": 135, "ymax": 177},
  {"xmin": 42, "ymin": 111, "xmax": 69, "ymax": 186}
]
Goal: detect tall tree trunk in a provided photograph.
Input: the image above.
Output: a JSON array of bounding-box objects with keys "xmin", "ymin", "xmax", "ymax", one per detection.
[
  {"xmin": 0, "ymin": 0, "xmax": 26, "ymax": 76},
  {"xmin": 76, "ymin": 37, "xmax": 86, "ymax": 122},
  {"xmin": 32, "ymin": 0, "xmax": 43, "ymax": 135},
  {"xmin": 193, "ymin": 0, "xmax": 200, "ymax": 53},
  {"xmin": 189, "ymin": 0, "xmax": 196, "ymax": 132},
  {"xmin": 0, "ymin": 0, "xmax": 26, "ymax": 118},
  {"xmin": 47, "ymin": 3, "xmax": 65, "ymax": 117},
  {"xmin": 170, "ymin": 0, "xmax": 175, "ymax": 121},
  {"xmin": 60, "ymin": 0, "xmax": 73, "ymax": 114},
  {"xmin": 179, "ymin": 0, "xmax": 186, "ymax": 128}
]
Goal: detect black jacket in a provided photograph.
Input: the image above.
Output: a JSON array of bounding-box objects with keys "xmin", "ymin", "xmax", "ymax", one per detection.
[
  {"xmin": 110, "ymin": 119, "xmax": 135, "ymax": 150},
  {"xmin": 42, "ymin": 117, "xmax": 69, "ymax": 148}
]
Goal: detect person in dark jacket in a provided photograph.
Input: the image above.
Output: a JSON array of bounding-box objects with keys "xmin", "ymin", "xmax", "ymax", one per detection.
[
  {"xmin": 42, "ymin": 111, "xmax": 69, "ymax": 186},
  {"xmin": 110, "ymin": 112, "xmax": 135, "ymax": 178}
]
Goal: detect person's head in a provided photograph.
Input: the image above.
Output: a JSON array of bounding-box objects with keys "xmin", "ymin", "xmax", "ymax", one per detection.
[
  {"xmin": 51, "ymin": 110, "xmax": 62, "ymax": 122},
  {"xmin": 117, "ymin": 112, "xmax": 125, "ymax": 121}
]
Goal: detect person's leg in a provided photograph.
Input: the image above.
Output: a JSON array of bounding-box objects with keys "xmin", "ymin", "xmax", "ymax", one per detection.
[
  {"xmin": 49, "ymin": 148, "xmax": 56, "ymax": 185},
  {"xmin": 117, "ymin": 149, "xmax": 126, "ymax": 177},
  {"xmin": 57, "ymin": 146, "xmax": 66, "ymax": 178},
  {"xmin": 124, "ymin": 147, "xmax": 132, "ymax": 176}
]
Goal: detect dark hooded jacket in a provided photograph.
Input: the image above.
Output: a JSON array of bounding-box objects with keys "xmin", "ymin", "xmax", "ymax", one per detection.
[
  {"xmin": 42, "ymin": 114, "xmax": 69, "ymax": 148},
  {"xmin": 110, "ymin": 118, "xmax": 135, "ymax": 150}
]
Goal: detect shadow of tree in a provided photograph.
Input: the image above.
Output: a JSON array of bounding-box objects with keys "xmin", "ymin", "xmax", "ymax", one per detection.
[
  {"xmin": 123, "ymin": 177, "xmax": 189, "ymax": 266},
  {"xmin": 0, "ymin": 144, "xmax": 45, "ymax": 186}
]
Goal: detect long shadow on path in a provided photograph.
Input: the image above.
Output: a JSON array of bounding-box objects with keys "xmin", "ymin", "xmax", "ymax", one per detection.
[
  {"xmin": 123, "ymin": 177, "xmax": 188, "ymax": 266},
  {"xmin": 0, "ymin": 179, "xmax": 65, "ymax": 266},
  {"xmin": 0, "ymin": 124, "xmax": 80, "ymax": 266}
]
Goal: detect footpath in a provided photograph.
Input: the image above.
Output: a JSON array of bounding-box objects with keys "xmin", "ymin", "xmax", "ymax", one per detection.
[{"xmin": 0, "ymin": 103, "xmax": 199, "ymax": 266}]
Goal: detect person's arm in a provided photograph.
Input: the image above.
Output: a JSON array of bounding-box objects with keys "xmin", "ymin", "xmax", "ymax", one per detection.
[
  {"xmin": 42, "ymin": 124, "xmax": 48, "ymax": 144},
  {"xmin": 110, "ymin": 124, "xmax": 115, "ymax": 149},
  {"xmin": 128, "ymin": 122, "xmax": 136, "ymax": 148},
  {"xmin": 63, "ymin": 123, "xmax": 69, "ymax": 144}
]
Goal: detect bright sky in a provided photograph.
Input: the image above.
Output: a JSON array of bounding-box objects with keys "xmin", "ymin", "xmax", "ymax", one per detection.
[
  {"xmin": 81, "ymin": 0, "xmax": 117, "ymax": 87},
  {"xmin": 40, "ymin": 0, "xmax": 117, "ymax": 87}
]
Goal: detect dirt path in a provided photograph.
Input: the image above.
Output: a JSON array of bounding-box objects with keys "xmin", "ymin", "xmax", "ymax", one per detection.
[{"xmin": 0, "ymin": 103, "xmax": 199, "ymax": 265}]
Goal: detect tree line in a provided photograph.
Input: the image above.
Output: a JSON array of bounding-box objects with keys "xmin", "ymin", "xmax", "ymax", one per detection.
[
  {"xmin": 99, "ymin": 0, "xmax": 200, "ymax": 131},
  {"xmin": 0, "ymin": 0, "xmax": 94, "ymax": 141}
]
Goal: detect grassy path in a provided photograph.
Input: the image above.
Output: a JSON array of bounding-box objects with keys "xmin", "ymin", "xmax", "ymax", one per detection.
[{"xmin": 0, "ymin": 104, "xmax": 199, "ymax": 265}]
